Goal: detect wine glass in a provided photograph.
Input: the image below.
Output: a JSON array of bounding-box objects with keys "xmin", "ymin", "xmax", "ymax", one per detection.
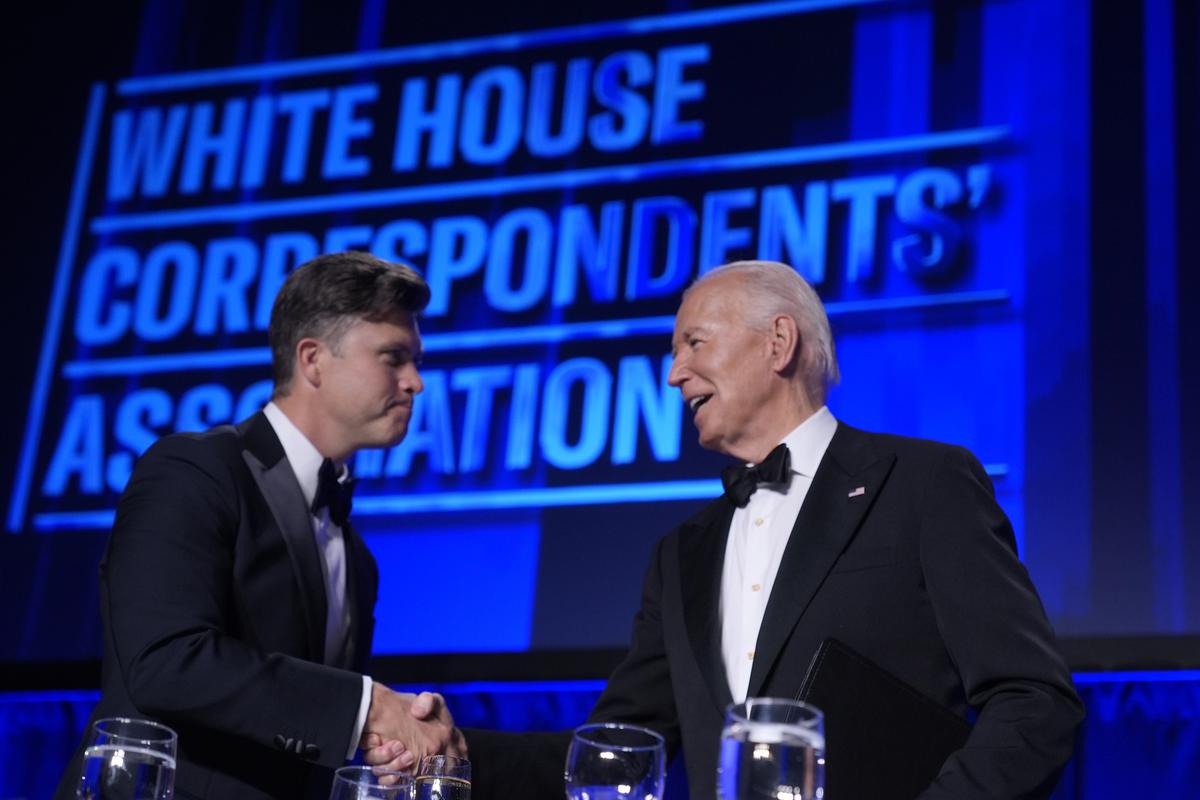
[
  {"xmin": 415, "ymin": 754, "xmax": 471, "ymax": 800},
  {"xmin": 328, "ymin": 766, "xmax": 413, "ymax": 799},
  {"xmin": 76, "ymin": 717, "xmax": 177, "ymax": 799},
  {"xmin": 564, "ymin": 722, "xmax": 665, "ymax": 800},
  {"xmin": 716, "ymin": 698, "xmax": 825, "ymax": 800}
]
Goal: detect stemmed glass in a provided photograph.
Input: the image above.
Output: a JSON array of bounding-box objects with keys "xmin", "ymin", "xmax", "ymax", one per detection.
[
  {"xmin": 716, "ymin": 698, "xmax": 825, "ymax": 800},
  {"xmin": 76, "ymin": 717, "xmax": 177, "ymax": 799},
  {"xmin": 415, "ymin": 754, "xmax": 471, "ymax": 800},
  {"xmin": 564, "ymin": 722, "xmax": 665, "ymax": 800},
  {"xmin": 328, "ymin": 766, "xmax": 413, "ymax": 799}
]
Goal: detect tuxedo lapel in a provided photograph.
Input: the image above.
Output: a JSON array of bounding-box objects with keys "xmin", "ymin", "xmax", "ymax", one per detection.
[
  {"xmin": 341, "ymin": 521, "xmax": 373, "ymax": 670},
  {"xmin": 679, "ymin": 500, "xmax": 736, "ymax": 711},
  {"xmin": 746, "ymin": 425, "xmax": 896, "ymax": 697},
  {"xmin": 237, "ymin": 412, "xmax": 328, "ymax": 664}
]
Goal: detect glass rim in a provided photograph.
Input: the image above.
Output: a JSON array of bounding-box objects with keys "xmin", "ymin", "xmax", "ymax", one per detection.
[
  {"xmin": 93, "ymin": 716, "xmax": 178, "ymax": 744},
  {"xmin": 572, "ymin": 721, "xmax": 665, "ymax": 752},
  {"xmin": 725, "ymin": 697, "xmax": 824, "ymax": 724},
  {"xmin": 419, "ymin": 754, "xmax": 470, "ymax": 767},
  {"xmin": 333, "ymin": 765, "xmax": 413, "ymax": 785}
]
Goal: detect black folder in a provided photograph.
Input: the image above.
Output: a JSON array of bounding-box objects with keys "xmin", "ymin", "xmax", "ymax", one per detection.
[{"xmin": 795, "ymin": 638, "xmax": 972, "ymax": 799}]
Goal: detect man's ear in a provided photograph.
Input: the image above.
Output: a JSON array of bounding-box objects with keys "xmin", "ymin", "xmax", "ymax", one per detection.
[
  {"xmin": 768, "ymin": 314, "xmax": 801, "ymax": 374},
  {"xmin": 295, "ymin": 337, "xmax": 324, "ymax": 388}
]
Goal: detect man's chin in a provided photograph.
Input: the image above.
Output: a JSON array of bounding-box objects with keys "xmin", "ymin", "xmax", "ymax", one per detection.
[
  {"xmin": 373, "ymin": 423, "xmax": 409, "ymax": 450},
  {"xmin": 695, "ymin": 427, "xmax": 722, "ymax": 453}
]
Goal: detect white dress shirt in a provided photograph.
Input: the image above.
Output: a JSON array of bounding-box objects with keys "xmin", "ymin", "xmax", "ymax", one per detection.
[
  {"xmin": 262, "ymin": 402, "xmax": 371, "ymax": 758},
  {"xmin": 720, "ymin": 406, "xmax": 838, "ymax": 703}
]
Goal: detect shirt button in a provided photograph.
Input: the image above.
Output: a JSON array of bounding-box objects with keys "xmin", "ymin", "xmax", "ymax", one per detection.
[
  {"xmin": 754, "ymin": 518, "xmax": 764, "ymax": 527},
  {"xmin": 747, "ymin": 651, "xmax": 755, "ymax": 660},
  {"xmin": 751, "ymin": 583, "xmax": 761, "ymax": 592}
]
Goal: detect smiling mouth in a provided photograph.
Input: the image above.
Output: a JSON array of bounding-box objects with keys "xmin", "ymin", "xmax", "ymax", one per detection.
[{"xmin": 688, "ymin": 395, "xmax": 712, "ymax": 413}]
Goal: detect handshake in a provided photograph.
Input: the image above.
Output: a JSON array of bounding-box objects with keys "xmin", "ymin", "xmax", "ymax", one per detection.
[{"xmin": 359, "ymin": 683, "xmax": 467, "ymax": 773}]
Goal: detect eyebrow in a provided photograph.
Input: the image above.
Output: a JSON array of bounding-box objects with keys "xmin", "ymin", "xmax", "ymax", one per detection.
[
  {"xmin": 380, "ymin": 340, "xmax": 423, "ymax": 359},
  {"xmin": 675, "ymin": 324, "xmax": 710, "ymax": 340},
  {"xmin": 670, "ymin": 324, "xmax": 704, "ymax": 353}
]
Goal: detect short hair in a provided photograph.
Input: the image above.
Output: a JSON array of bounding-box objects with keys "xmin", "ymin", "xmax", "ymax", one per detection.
[
  {"xmin": 688, "ymin": 260, "xmax": 840, "ymax": 405},
  {"xmin": 269, "ymin": 251, "xmax": 431, "ymax": 394}
]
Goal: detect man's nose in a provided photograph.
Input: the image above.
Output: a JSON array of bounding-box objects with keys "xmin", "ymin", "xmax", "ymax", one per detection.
[
  {"xmin": 403, "ymin": 364, "xmax": 424, "ymax": 395},
  {"xmin": 667, "ymin": 356, "xmax": 687, "ymax": 387}
]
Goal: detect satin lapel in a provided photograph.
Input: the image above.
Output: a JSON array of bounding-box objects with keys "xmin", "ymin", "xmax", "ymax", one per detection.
[
  {"xmin": 237, "ymin": 413, "xmax": 328, "ymax": 664},
  {"xmin": 746, "ymin": 425, "xmax": 896, "ymax": 698},
  {"xmin": 341, "ymin": 520, "xmax": 373, "ymax": 670},
  {"xmin": 678, "ymin": 500, "xmax": 737, "ymax": 711}
]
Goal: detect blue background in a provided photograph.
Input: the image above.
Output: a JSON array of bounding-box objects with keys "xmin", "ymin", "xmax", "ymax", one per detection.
[{"xmin": 0, "ymin": 0, "xmax": 1197, "ymax": 797}]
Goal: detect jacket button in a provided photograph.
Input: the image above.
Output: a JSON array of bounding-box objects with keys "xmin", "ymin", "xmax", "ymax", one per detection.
[
  {"xmin": 304, "ymin": 744, "xmax": 321, "ymax": 761},
  {"xmin": 273, "ymin": 734, "xmax": 288, "ymax": 751}
]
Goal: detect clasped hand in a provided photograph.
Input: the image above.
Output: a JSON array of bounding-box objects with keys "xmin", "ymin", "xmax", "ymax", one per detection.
[{"xmin": 360, "ymin": 684, "xmax": 466, "ymax": 774}]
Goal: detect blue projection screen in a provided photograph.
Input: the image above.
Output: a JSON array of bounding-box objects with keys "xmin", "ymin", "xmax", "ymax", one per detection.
[{"xmin": 5, "ymin": 0, "xmax": 1180, "ymax": 658}]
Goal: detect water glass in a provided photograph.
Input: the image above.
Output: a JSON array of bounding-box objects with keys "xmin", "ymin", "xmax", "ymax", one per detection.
[
  {"xmin": 77, "ymin": 717, "xmax": 177, "ymax": 800},
  {"xmin": 716, "ymin": 698, "xmax": 824, "ymax": 800},
  {"xmin": 565, "ymin": 722, "xmax": 665, "ymax": 800},
  {"xmin": 415, "ymin": 754, "xmax": 470, "ymax": 800},
  {"xmin": 328, "ymin": 766, "xmax": 413, "ymax": 799}
]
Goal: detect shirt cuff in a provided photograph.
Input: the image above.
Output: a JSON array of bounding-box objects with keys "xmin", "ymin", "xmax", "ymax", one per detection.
[{"xmin": 347, "ymin": 675, "xmax": 373, "ymax": 760}]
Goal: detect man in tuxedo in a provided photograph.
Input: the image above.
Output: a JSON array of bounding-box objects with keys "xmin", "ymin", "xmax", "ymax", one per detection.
[
  {"xmin": 56, "ymin": 251, "xmax": 462, "ymax": 800},
  {"xmin": 449, "ymin": 260, "xmax": 1083, "ymax": 798}
]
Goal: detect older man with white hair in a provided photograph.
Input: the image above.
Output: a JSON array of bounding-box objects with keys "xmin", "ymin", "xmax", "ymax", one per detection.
[{"xmin": 403, "ymin": 260, "xmax": 1084, "ymax": 799}]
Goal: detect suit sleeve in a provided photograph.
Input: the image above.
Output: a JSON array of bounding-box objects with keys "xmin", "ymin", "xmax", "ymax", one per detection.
[
  {"xmin": 102, "ymin": 436, "xmax": 363, "ymax": 769},
  {"xmin": 588, "ymin": 535, "xmax": 682, "ymax": 755},
  {"xmin": 465, "ymin": 536, "xmax": 680, "ymax": 800},
  {"xmin": 916, "ymin": 446, "xmax": 1084, "ymax": 799}
]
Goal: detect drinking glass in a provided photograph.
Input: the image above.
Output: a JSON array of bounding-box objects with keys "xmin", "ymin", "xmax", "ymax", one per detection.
[
  {"xmin": 716, "ymin": 698, "xmax": 825, "ymax": 800},
  {"xmin": 415, "ymin": 754, "xmax": 470, "ymax": 800},
  {"xmin": 76, "ymin": 717, "xmax": 177, "ymax": 800},
  {"xmin": 328, "ymin": 766, "xmax": 413, "ymax": 800},
  {"xmin": 564, "ymin": 722, "xmax": 665, "ymax": 800}
]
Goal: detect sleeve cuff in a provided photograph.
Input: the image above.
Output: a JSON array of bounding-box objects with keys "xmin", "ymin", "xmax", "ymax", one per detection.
[{"xmin": 347, "ymin": 674, "xmax": 373, "ymax": 760}]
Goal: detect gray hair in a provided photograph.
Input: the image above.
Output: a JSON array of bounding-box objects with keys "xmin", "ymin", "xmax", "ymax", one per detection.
[{"xmin": 687, "ymin": 260, "xmax": 840, "ymax": 405}]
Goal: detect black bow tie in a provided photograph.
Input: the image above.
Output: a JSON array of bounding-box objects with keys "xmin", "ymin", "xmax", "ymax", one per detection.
[
  {"xmin": 721, "ymin": 443, "xmax": 792, "ymax": 508},
  {"xmin": 312, "ymin": 458, "xmax": 355, "ymax": 527}
]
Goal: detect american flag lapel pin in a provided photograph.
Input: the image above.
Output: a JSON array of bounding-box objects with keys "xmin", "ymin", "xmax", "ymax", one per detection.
[{"xmin": 848, "ymin": 486, "xmax": 866, "ymax": 498}]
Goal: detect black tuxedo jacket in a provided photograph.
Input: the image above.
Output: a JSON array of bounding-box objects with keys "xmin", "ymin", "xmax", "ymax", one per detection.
[
  {"xmin": 468, "ymin": 424, "xmax": 1083, "ymax": 799},
  {"xmin": 55, "ymin": 413, "xmax": 378, "ymax": 800}
]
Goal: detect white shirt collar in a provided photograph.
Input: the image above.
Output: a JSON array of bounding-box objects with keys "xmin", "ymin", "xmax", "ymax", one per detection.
[
  {"xmin": 262, "ymin": 401, "xmax": 334, "ymax": 509},
  {"xmin": 772, "ymin": 405, "xmax": 838, "ymax": 478}
]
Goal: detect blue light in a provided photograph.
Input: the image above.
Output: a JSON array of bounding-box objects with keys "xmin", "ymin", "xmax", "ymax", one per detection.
[
  {"xmin": 425, "ymin": 316, "xmax": 674, "ymax": 349},
  {"xmin": 458, "ymin": 66, "xmax": 525, "ymax": 165},
  {"xmin": 6, "ymin": 674, "xmax": 1200, "ymax": 701},
  {"xmin": 75, "ymin": 247, "xmax": 138, "ymax": 345},
  {"xmin": 760, "ymin": 183, "xmax": 829, "ymax": 281},
  {"xmin": 626, "ymin": 196, "xmax": 696, "ymax": 300},
  {"xmin": 539, "ymin": 359, "xmax": 613, "ymax": 470},
  {"xmin": 31, "ymin": 480, "xmax": 723, "ymax": 531},
  {"xmin": 116, "ymin": 0, "xmax": 890, "ymax": 96},
  {"xmin": 1071, "ymin": 670, "xmax": 1200, "ymax": 684},
  {"xmin": 7, "ymin": 84, "xmax": 107, "ymax": 533},
  {"xmin": 392, "ymin": 680, "xmax": 609, "ymax": 695},
  {"xmin": 368, "ymin": 524, "xmax": 539, "ymax": 652},
  {"xmin": 824, "ymin": 289, "xmax": 1008, "ymax": 314},
  {"xmin": 33, "ymin": 456, "xmax": 1010, "ymax": 531},
  {"xmin": 0, "ymin": 689, "xmax": 100, "ymax": 703},
  {"xmin": 62, "ymin": 348, "xmax": 272, "ymax": 378},
  {"xmin": 58, "ymin": 290, "xmax": 1010, "ymax": 379},
  {"xmin": 32, "ymin": 511, "xmax": 116, "ymax": 531},
  {"xmin": 89, "ymin": 127, "xmax": 1010, "ymax": 233},
  {"xmin": 355, "ymin": 479, "xmax": 723, "ymax": 513}
]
